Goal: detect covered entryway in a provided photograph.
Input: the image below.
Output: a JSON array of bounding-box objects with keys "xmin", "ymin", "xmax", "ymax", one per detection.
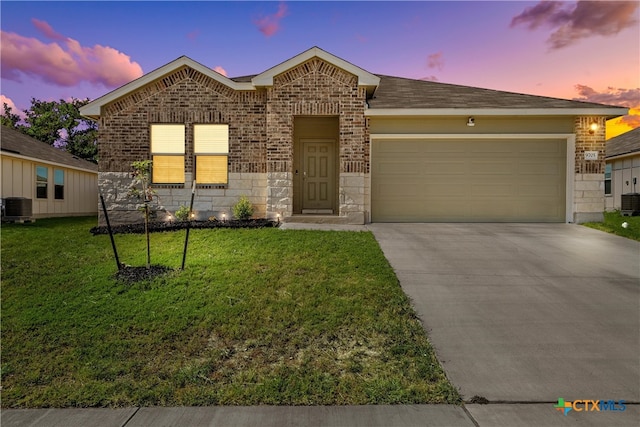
[
  {"xmin": 371, "ymin": 137, "xmax": 567, "ymax": 222},
  {"xmin": 293, "ymin": 117, "xmax": 339, "ymax": 215}
]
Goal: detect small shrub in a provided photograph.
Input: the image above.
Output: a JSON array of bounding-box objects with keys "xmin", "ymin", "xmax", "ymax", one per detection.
[
  {"xmin": 175, "ymin": 205, "xmax": 190, "ymax": 222},
  {"xmin": 233, "ymin": 196, "xmax": 254, "ymax": 220}
]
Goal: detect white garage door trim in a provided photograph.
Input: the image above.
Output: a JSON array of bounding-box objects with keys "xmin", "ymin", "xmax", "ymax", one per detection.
[{"xmin": 369, "ymin": 133, "xmax": 576, "ymax": 223}]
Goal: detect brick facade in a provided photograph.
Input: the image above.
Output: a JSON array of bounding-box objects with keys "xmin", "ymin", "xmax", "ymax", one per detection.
[
  {"xmin": 265, "ymin": 58, "xmax": 368, "ymax": 218},
  {"xmin": 97, "ymin": 59, "xmax": 370, "ymax": 224}
]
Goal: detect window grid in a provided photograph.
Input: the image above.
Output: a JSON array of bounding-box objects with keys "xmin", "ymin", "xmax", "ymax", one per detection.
[{"xmin": 36, "ymin": 166, "xmax": 48, "ymax": 199}]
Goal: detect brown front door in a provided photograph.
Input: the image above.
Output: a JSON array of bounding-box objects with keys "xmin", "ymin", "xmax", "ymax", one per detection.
[{"xmin": 302, "ymin": 139, "xmax": 335, "ymax": 213}]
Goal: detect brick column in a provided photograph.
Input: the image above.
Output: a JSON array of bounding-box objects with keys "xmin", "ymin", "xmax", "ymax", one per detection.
[{"xmin": 573, "ymin": 116, "xmax": 606, "ymax": 223}]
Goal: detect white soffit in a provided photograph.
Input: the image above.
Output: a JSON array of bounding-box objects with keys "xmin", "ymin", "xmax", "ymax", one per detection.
[{"xmin": 252, "ymin": 46, "xmax": 380, "ymax": 88}]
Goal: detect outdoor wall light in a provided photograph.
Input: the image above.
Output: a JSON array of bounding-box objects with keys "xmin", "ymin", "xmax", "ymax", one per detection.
[
  {"xmin": 589, "ymin": 122, "xmax": 599, "ymax": 134},
  {"xmin": 467, "ymin": 117, "xmax": 475, "ymax": 127}
]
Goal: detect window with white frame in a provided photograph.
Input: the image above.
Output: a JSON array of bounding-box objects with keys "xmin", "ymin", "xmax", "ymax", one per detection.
[
  {"xmin": 54, "ymin": 169, "xmax": 64, "ymax": 200},
  {"xmin": 36, "ymin": 165, "xmax": 48, "ymax": 199},
  {"xmin": 604, "ymin": 163, "xmax": 612, "ymax": 195},
  {"xmin": 194, "ymin": 124, "xmax": 229, "ymax": 185},
  {"xmin": 150, "ymin": 124, "xmax": 185, "ymax": 184}
]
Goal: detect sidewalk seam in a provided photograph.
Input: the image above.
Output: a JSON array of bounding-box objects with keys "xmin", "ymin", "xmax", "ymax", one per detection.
[
  {"xmin": 461, "ymin": 405, "xmax": 481, "ymax": 427},
  {"xmin": 122, "ymin": 407, "xmax": 140, "ymax": 426}
]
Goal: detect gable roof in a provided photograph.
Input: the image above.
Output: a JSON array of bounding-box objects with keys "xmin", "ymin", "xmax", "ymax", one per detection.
[
  {"xmin": 80, "ymin": 56, "xmax": 255, "ymax": 118},
  {"xmin": 80, "ymin": 47, "xmax": 628, "ymax": 120},
  {"xmin": 606, "ymin": 127, "xmax": 640, "ymax": 159},
  {"xmin": 1, "ymin": 126, "xmax": 98, "ymax": 173},
  {"xmin": 365, "ymin": 75, "xmax": 628, "ymax": 117},
  {"xmin": 80, "ymin": 47, "xmax": 379, "ymax": 119},
  {"xmin": 251, "ymin": 46, "xmax": 380, "ymax": 88}
]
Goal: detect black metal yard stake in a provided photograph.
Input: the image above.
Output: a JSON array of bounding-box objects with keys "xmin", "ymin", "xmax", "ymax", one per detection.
[
  {"xmin": 144, "ymin": 202, "xmax": 151, "ymax": 269},
  {"xmin": 181, "ymin": 180, "xmax": 197, "ymax": 270},
  {"xmin": 100, "ymin": 193, "xmax": 122, "ymax": 270}
]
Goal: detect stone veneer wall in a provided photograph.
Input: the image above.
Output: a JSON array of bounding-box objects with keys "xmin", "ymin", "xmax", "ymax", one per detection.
[
  {"xmin": 265, "ymin": 58, "xmax": 369, "ymax": 222},
  {"xmin": 573, "ymin": 116, "xmax": 607, "ymax": 223},
  {"xmin": 99, "ymin": 172, "xmax": 266, "ymax": 225}
]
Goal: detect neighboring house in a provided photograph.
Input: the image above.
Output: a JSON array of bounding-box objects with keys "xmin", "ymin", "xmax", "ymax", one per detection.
[
  {"xmin": 605, "ymin": 127, "xmax": 640, "ymax": 211},
  {"xmin": 80, "ymin": 46, "xmax": 627, "ymax": 225},
  {"xmin": 1, "ymin": 126, "xmax": 98, "ymax": 219}
]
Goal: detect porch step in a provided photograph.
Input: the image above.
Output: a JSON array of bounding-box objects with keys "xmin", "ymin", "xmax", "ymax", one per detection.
[{"xmin": 283, "ymin": 215, "xmax": 350, "ymax": 225}]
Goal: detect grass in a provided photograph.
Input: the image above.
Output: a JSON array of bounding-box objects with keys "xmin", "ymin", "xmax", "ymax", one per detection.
[
  {"xmin": 582, "ymin": 210, "xmax": 640, "ymax": 241},
  {"xmin": 1, "ymin": 217, "xmax": 460, "ymax": 408}
]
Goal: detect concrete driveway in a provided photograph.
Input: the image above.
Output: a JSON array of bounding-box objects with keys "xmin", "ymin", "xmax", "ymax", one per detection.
[{"xmin": 369, "ymin": 223, "xmax": 640, "ymax": 406}]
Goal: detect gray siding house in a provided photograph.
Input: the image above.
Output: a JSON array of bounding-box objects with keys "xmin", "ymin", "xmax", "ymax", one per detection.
[{"xmin": 605, "ymin": 127, "xmax": 640, "ymax": 211}]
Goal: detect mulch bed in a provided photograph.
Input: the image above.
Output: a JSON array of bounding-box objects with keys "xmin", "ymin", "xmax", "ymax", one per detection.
[
  {"xmin": 90, "ymin": 219, "xmax": 279, "ymax": 235},
  {"xmin": 114, "ymin": 265, "xmax": 174, "ymax": 283}
]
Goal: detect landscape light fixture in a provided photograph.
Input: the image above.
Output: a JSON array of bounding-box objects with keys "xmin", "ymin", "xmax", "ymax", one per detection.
[
  {"xmin": 222, "ymin": 212, "xmax": 226, "ymax": 222},
  {"xmin": 467, "ymin": 117, "xmax": 475, "ymax": 127},
  {"xmin": 589, "ymin": 122, "xmax": 599, "ymax": 134}
]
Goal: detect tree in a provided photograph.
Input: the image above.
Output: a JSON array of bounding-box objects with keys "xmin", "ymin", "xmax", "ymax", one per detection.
[
  {"xmin": 1, "ymin": 103, "xmax": 22, "ymax": 128},
  {"xmin": 4, "ymin": 98, "xmax": 98, "ymax": 163},
  {"xmin": 128, "ymin": 160, "xmax": 156, "ymax": 269}
]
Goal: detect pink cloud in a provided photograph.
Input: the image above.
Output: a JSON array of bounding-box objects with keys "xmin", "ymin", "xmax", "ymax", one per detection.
[
  {"xmin": 573, "ymin": 84, "xmax": 640, "ymax": 108},
  {"xmin": 0, "ymin": 95, "xmax": 25, "ymax": 119},
  {"xmin": 1, "ymin": 20, "xmax": 143, "ymax": 88},
  {"xmin": 187, "ymin": 29, "xmax": 200, "ymax": 41},
  {"xmin": 254, "ymin": 2, "xmax": 288, "ymax": 37},
  {"xmin": 420, "ymin": 76, "xmax": 439, "ymax": 82},
  {"xmin": 620, "ymin": 112, "xmax": 640, "ymax": 128},
  {"xmin": 32, "ymin": 18, "xmax": 67, "ymax": 41},
  {"xmin": 574, "ymin": 85, "xmax": 640, "ymax": 130},
  {"xmin": 511, "ymin": 1, "xmax": 639, "ymax": 49},
  {"xmin": 213, "ymin": 66, "xmax": 228, "ymax": 77},
  {"xmin": 510, "ymin": 1, "xmax": 569, "ymax": 30},
  {"xmin": 427, "ymin": 51, "xmax": 444, "ymax": 71}
]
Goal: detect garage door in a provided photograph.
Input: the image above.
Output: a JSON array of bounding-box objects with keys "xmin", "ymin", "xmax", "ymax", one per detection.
[{"xmin": 371, "ymin": 138, "xmax": 566, "ymax": 222}]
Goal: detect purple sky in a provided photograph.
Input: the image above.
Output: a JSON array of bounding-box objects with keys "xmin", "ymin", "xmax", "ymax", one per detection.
[{"xmin": 1, "ymin": 1, "xmax": 638, "ymax": 138}]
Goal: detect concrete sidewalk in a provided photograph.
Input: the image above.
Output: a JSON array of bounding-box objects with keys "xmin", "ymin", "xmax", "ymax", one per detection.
[{"xmin": 3, "ymin": 404, "xmax": 639, "ymax": 426}]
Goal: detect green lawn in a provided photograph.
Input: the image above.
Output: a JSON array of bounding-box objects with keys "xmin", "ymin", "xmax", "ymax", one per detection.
[
  {"xmin": 1, "ymin": 217, "xmax": 460, "ymax": 408},
  {"xmin": 583, "ymin": 211, "xmax": 640, "ymax": 241}
]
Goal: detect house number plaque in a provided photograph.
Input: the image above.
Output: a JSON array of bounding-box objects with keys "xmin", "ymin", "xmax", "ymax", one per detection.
[{"xmin": 584, "ymin": 151, "xmax": 598, "ymax": 160}]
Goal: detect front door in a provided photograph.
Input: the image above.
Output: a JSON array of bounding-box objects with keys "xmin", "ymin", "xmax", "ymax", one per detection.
[{"xmin": 302, "ymin": 139, "xmax": 335, "ymax": 213}]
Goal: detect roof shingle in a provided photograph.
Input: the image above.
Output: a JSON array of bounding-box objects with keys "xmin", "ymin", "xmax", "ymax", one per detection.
[
  {"xmin": 1, "ymin": 126, "xmax": 98, "ymax": 172},
  {"xmin": 368, "ymin": 75, "xmax": 625, "ymax": 110},
  {"xmin": 606, "ymin": 127, "xmax": 640, "ymax": 159}
]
